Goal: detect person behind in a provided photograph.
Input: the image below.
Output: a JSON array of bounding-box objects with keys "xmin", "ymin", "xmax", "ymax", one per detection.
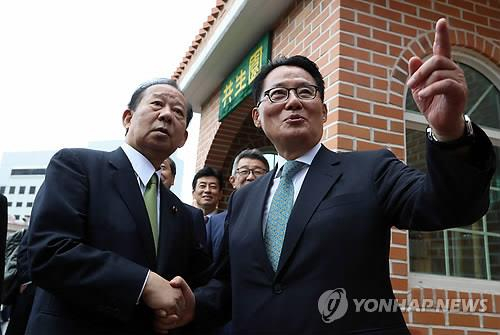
[
  {"xmin": 206, "ymin": 149, "xmax": 269, "ymax": 263},
  {"xmin": 26, "ymin": 78, "xmax": 210, "ymax": 335},
  {"xmin": 158, "ymin": 19, "xmax": 496, "ymax": 334},
  {"xmin": 160, "ymin": 157, "xmax": 176, "ymax": 189},
  {"xmin": 192, "ymin": 167, "xmax": 224, "ymax": 217}
]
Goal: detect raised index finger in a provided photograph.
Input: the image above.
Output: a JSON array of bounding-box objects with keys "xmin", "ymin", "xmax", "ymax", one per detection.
[{"xmin": 433, "ymin": 18, "xmax": 451, "ymax": 59}]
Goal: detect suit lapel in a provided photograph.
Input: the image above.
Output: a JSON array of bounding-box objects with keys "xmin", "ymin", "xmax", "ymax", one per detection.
[
  {"xmin": 238, "ymin": 169, "xmax": 276, "ymax": 277},
  {"xmin": 276, "ymin": 146, "xmax": 342, "ymax": 275},
  {"xmin": 108, "ymin": 148, "xmax": 156, "ymax": 267}
]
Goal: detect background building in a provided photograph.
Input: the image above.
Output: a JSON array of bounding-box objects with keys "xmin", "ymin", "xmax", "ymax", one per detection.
[{"xmin": 173, "ymin": 0, "xmax": 500, "ymax": 333}]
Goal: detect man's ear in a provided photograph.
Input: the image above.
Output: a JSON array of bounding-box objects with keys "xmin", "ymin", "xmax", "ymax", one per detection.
[
  {"xmin": 321, "ymin": 104, "xmax": 327, "ymax": 124},
  {"xmin": 178, "ymin": 130, "xmax": 188, "ymax": 148},
  {"xmin": 252, "ymin": 107, "xmax": 261, "ymax": 128},
  {"xmin": 229, "ymin": 175, "xmax": 237, "ymax": 189},
  {"xmin": 122, "ymin": 109, "xmax": 133, "ymax": 132}
]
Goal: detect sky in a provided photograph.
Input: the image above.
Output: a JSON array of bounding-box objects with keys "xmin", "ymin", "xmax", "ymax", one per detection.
[{"xmin": 1, "ymin": 0, "xmax": 215, "ymax": 202}]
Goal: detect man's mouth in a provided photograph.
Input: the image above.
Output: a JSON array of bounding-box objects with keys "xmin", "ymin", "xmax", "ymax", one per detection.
[
  {"xmin": 154, "ymin": 127, "xmax": 168, "ymax": 135},
  {"xmin": 285, "ymin": 114, "xmax": 306, "ymax": 122}
]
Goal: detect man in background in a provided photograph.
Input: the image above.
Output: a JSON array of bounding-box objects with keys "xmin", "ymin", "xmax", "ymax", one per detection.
[
  {"xmin": 160, "ymin": 157, "xmax": 176, "ymax": 190},
  {"xmin": 206, "ymin": 149, "xmax": 269, "ymax": 263},
  {"xmin": 192, "ymin": 167, "xmax": 224, "ymax": 217}
]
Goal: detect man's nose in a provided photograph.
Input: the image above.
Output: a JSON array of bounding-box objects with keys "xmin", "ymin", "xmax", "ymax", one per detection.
[
  {"xmin": 246, "ymin": 173, "xmax": 256, "ymax": 181},
  {"xmin": 158, "ymin": 107, "xmax": 174, "ymax": 122},
  {"xmin": 285, "ymin": 89, "xmax": 302, "ymax": 109}
]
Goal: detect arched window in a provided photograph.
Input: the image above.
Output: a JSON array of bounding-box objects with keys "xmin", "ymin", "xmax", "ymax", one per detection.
[{"xmin": 405, "ymin": 54, "xmax": 500, "ymax": 282}]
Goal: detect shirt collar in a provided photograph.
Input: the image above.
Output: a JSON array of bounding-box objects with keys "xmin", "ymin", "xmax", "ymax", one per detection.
[
  {"xmin": 275, "ymin": 142, "xmax": 322, "ymax": 177},
  {"xmin": 121, "ymin": 142, "xmax": 158, "ymax": 186}
]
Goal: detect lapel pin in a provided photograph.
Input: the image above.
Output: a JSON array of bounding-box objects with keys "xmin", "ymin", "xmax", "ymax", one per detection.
[{"xmin": 171, "ymin": 206, "xmax": 178, "ymax": 214}]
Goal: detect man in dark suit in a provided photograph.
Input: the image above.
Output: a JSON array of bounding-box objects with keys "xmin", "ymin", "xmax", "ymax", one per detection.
[
  {"xmin": 161, "ymin": 19, "xmax": 495, "ymax": 334},
  {"xmin": 206, "ymin": 149, "xmax": 269, "ymax": 264},
  {"xmin": 26, "ymin": 79, "xmax": 210, "ymax": 334}
]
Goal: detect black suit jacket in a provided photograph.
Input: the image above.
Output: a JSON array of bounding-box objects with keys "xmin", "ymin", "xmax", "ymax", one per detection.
[
  {"xmin": 26, "ymin": 148, "xmax": 210, "ymax": 335},
  {"xmin": 206, "ymin": 211, "xmax": 227, "ymax": 264},
  {"xmin": 194, "ymin": 125, "xmax": 495, "ymax": 334}
]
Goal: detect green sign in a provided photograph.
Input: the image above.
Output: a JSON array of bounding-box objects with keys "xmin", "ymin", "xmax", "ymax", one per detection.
[{"xmin": 219, "ymin": 33, "xmax": 271, "ymax": 121}]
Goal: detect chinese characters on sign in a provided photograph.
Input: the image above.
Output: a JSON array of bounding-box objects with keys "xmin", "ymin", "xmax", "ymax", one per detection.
[{"xmin": 219, "ymin": 34, "xmax": 270, "ymax": 121}]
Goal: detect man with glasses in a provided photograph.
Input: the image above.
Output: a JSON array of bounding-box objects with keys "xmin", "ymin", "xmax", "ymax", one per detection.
[
  {"xmin": 158, "ymin": 19, "xmax": 495, "ymax": 334},
  {"xmin": 206, "ymin": 149, "xmax": 269, "ymax": 264}
]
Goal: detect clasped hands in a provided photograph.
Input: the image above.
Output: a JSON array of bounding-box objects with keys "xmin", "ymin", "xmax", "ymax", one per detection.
[{"xmin": 142, "ymin": 271, "xmax": 195, "ymax": 334}]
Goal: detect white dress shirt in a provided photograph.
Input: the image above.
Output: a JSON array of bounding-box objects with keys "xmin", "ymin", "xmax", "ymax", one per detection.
[
  {"xmin": 262, "ymin": 142, "xmax": 322, "ymax": 234},
  {"xmin": 121, "ymin": 143, "xmax": 161, "ymax": 302}
]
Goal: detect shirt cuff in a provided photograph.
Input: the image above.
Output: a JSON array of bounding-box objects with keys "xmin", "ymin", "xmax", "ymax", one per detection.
[{"xmin": 137, "ymin": 270, "xmax": 150, "ymax": 305}]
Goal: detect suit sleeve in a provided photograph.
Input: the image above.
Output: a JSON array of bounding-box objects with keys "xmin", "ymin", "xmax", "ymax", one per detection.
[
  {"xmin": 28, "ymin": 149, "xmax": 148, "ymax": 321},
  {"xmin": 192, "ymin": 201, "xmax": 233, "ymax": 329},
  {"xmin": 374, "ymin": 123, "xmax": 495, "ymax": 231}
]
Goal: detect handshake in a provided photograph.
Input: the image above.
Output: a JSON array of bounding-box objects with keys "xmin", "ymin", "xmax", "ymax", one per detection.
[{"xmin": 142, "ymin": 271, "xmax": 195, "ymax": 334}]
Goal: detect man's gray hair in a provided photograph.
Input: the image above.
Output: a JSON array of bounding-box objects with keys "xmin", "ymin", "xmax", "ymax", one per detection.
[{"xmin": 231, "ymin": 149, "xmax": 270, "ymax": 175}]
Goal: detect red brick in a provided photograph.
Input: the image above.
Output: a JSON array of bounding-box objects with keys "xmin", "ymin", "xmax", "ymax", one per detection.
[
  {"xmin": 358, "ymin": 13, "xmax": 387, "ymax": 30},
  {"xmin": 339, "ymin": 70, "xmax": 371, "ymax": 87},
  {"xmin": 392, "ymin": 231, "xmax": 407, "ymax": 245},
  {"xmin": 484, "ymin": 315, "xmax": 500, "ymax": 329},
  {"xmin": 357, "ymin": 114, "xmax": 388, "ymax": 129},
  {"xmin": 373, "ymin": 54, "xmax": 395, "ymax": 68},
  {"xmin": 412, "ymin": 311, "xmax": 445, "ymax": 325},
  {"xmin": 342, "ymin": 0, "xmax": 370, "ymax": 13},
  {"xmin": 339, "ymin": 7, "xmax": 356, "ymax": 21},
  {"xmin": 432, "ymin": 329, "xmax": 464, "ymax": 335},
  {"xmin": 390, "ymin": 120, "xmax": 404, "ymax": 133},
  {"xmin": 324, "ymin": 136, "xmax": 354, "ymax": 151},
  {"xmin": 477, "ymin": 26, "xmax": 500, "ymax": 40},
  {"xmin": 326, "ymin": 110, "xmax": 354, "ymax": 124},
  {"xmin": 340, "ymin": 20, "xmax": 371, "ymax": 37},
  {"xmin": 390, "ymin": 22, "xmax": 417, "ymax": 37},
  {"xmin": 339, "ymin": 45, "xmax": 371, "ymax": 62},
  {"xmin": 463, "ymin": 10, "xmax": 488, "ymax": 25},
  {"xmin": 373, "ymin": 29, "xmax": 402, "ymax": 46},
  {"xmin": 374, "ymin": 130, "xmax": 404, "ymax": 145},
  {"xmin": 373, "ymin": 6, "xmax": 402, "ymax": 21},
  {"xmin": 448, "ymin": 0, "xmax": 473, "ymax": 11},
  {"xmin": 357, "ymin": 140, "xmax": 385, "ymax": 151},
  {"xmin": 434, "ymin": 3, "xmax": 460, "ymax": 17},
  {"xmin": 390, "ymin": 94, "xmax": 403, "ymax": 107},
  {"xmin": 357, "ymin": 62, "xmax": 387, "ymax": 78},
  {"xmin": 408, "ymin": 326, "xmax": 428, "ymax": 335},
  {"xmin": 467, "ymin": 331, "xmax": 498, "ymax": 335},
  {"xmin": 475, "ymin": 4, "xmax": 500, "ymax": 18},
  {"xmin": 404, "ymin": 15, "xmax": 432, "ymax": 31},
  {"xmin": 358, "ymin": 36, "xmax": 387, "ymax": 53},
  {"xmin": 389, "ymin": 0, "xmax": 417, "ymax": 15},
  {"xmin": 357, "ymin": 87, "xmax": 387, "ymax": 103},
  {"xmin": 419, "ymin": 8, "xmax": 442, "ymax": 22},
  {"xmin": 391, "ymin": 261, "xmax": 408, "ymax": 276},
  {"xmin": 390, "ymin": 246, "xmax": 407, "ymax": 261},
  {"xmin": 448, "ymin": 313, "xmax": 480, "ymax": 327},
  {"xmin": 374, "ymin": 104, "xmax": 404, "ymax": 119},
  {"xmin": 390, "ymin": 277, "xmax": 408, "ymax": 291},
  {"xmin": 335, "ymin": 123, "xmax": 371, "ymax": 139}
]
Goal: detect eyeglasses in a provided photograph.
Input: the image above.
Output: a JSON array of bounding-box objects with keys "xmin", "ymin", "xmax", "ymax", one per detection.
[
  {"xmin": 235, "ymin": 167, "xmax": 268, "ymax": 177},
  {"xmin": 257, "ymin": 84, "xmax": 319, "ymax": 106}
]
